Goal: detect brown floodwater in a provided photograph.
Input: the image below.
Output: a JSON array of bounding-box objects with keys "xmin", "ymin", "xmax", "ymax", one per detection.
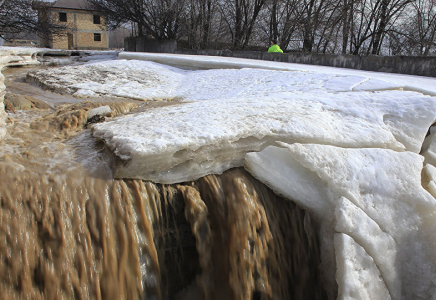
[{"xmin": 0, "ymin": 64, "xmax": 326, "ymax": 300}]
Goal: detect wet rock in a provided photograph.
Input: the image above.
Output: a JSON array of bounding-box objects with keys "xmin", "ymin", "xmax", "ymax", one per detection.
[
  {"xmin": 85, "ymin": 114, "xmax": 105, "ymax": 128},
  {"xmin": 4, "ymin": 93, "xmax": 52, "ymax": 110},
  {"xmin": 30, "ymin": 100, "xmax": 138, "ymax": 137},
  {"xmin": 4, "ymin": 99, "xmax": 15, "ymax": 113}
]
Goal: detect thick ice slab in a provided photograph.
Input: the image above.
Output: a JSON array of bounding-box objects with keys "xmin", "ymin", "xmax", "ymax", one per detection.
[
  {"xmin": 245, "ymin": 143, "xmax": 436, "ymax": 299},
  {"xmin": 335, "ymin": 233, "xmax": 391, "ymax": 300},
  {"xmin": 335, "ymin": 197, "xmax": 399, "ymax": 299},
  {"xmin": 90, "ymin": 63, "xmax": 436, "ymax": 183},
  {"xmin": 92, "ymin": 91, "xmax": 435, "ymax": 183},
  {"xmin": 27, "ymin": 56, "xmax": 436, "ymax": 183}
]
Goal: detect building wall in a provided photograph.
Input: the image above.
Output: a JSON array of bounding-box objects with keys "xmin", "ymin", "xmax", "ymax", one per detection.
[
  {"xmin": 52, "ymin": 33, "xmax": 69, "ymax": 50},
  {"xmin": 50, "ymin": 9, "xmax": 108, "ymax": 50},
  {"xmin": 76, "ymin": 31, "xmax": 108, "ymax": 49}
]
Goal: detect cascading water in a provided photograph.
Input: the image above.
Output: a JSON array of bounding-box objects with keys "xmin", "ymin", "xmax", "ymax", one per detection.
[{"xmin": 0, "ymin": 60, "xmax": 326, "ymax": 300}]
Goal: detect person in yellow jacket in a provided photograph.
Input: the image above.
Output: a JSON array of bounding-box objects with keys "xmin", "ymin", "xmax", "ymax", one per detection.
[{"xmin": 268, "ymin": 40, "xmax": 283, "ymax": 53}]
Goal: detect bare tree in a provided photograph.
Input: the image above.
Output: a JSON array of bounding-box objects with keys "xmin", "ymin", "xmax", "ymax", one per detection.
[
  {"xmin": 88, "ymin": 0, "xmax": 186, "ymax": 39},
  {"xmin": 369, "ymin": 0, "xmax": 411, "ymax": 54},
  {"xmin": 341, "ymin": 0, "xmax": 355, "ymax": 53},
  {"xmin": 200, "ymin": 0, "xmax": 215, "ymax": 48},
  {"xmin": 301, "ymin": 0, "xmax": 323, "ymax": 52},
  {"xmin": 314, "ymin": 1, "xmax": 343, "ymax": 53},
  {"xmin": 0, "ymin": 0, "xmax": 65, "ymax": 41},
  {"xmin": 399, "ymin": 0, "xmax": 436, "ymax": 56},
  {"xmin": 262, "ymin": 0, "xmax": 303, "ymax": 51},
  {"xmin": 184, "ymin": 0, "xmax": 215, "ymax": 48},
  {"xmin": 346, "ymin": 0, "xmax": 412, "ymax": 55},
  {"xmin": 218, "ymin": 0, "xmax": 266, "ymax": 49},
  {"xmin": 81, "ymin": 0, "xmax": 429, "ymax": 55}
]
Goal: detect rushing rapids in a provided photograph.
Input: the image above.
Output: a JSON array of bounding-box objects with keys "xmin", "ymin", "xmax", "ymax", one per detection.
[
  {"xmin": 4, "ymin": 48, "xmax": 436, "ymax": 299},
  {"xmin": 0, "ymin": 163, "xmax": 325, "ymax": 300},
  {"xmin": 0, "ymin": 51, "xmax": 325, "ymax": 300}
]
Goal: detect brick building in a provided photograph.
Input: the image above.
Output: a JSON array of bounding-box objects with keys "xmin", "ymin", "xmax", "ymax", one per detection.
[{"xmin": 38, "ymin": 0, "xmax": 109, "ymax": 50}]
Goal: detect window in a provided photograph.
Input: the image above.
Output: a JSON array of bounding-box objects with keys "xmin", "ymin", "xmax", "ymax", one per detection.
[
  {"xmin": 93, "ymin": 15, "xmax": 101, "ymax": 24},
  {"xmin": 59, "ymin": 12, "xmax": 67, "ymax": 22},
  {"xmin": 94, "ymin": 33, "xmax": 101, "ymax": 42}
]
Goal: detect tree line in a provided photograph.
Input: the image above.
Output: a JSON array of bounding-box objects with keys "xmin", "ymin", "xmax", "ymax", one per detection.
[
  {"xmin": 88, "ymin": 0, "xmax": 436, "ymax": 56},
  {"xmin": 0, "ymin": 0, "xmax": 435, "ymax": 56}
]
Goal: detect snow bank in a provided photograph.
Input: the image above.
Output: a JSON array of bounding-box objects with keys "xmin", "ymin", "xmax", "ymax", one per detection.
[{"xmin": 0, "ymin": 47, "xmax": 42, "ymax": 139}]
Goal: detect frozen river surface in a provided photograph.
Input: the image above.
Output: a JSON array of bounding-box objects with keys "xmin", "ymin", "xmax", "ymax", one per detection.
[{"xmin": 2, "ymin": 49, "xmax": 436, "ymax": 299}]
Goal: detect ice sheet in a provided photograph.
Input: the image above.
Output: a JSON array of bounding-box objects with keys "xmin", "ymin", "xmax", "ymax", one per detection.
[
  {"xmin": 119, "ymin": 52, "xmax": 436, "ymax": 96},
  {"xmin": 27, "ymin": 59, "xmax": 185, "ymax": 100},
  {"xmin": 245, "ymin": 143, "xmax": 436, "ymax": 299},
  {"xmin": 89, "ymin": 62, "xmax": 436, "ymax": 182},
  {"xmin": 6, "ymin": 50, "xmax": 436, "ymax": 298},
  {"xmin": 335, "ymin": 233, "xmax": 391, "ymax": 300}
]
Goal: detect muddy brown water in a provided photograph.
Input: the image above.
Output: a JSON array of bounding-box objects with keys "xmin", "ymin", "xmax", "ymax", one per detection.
[{"xmin": 0, "ymin": 64, "xmax": 326, "ymax": 300}]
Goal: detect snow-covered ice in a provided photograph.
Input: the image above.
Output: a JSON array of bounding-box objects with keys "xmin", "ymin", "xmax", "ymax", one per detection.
[
  {"xmin": 84, "ymin": 55, "xmax": 436, "ymax": 183},
  {"xmin": 6, "ymin": 50, "xmax": 436, "ymax": 299},
  {"xmin": 245, "ymin": 143, "xmax": 436, "ymax": 299},
  {"xmin": 118, "ymin": 52, "xmax": 436, "ymax": 96},
  {"xmin": 91, "ymin": 90, "xmax": 436, "ymax": 183},
  {"xmin": 94, "ymin": 53, "xmax": 436, "ymax": 299},
  {"xmin": 27, "ymin": 59, "xmax": 185, "ymax": 100}
]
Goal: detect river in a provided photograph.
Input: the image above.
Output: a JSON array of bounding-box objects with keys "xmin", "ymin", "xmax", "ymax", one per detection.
[{"xmin": 0, "ymin": 60, "xmax": 326, "ymax": 300}]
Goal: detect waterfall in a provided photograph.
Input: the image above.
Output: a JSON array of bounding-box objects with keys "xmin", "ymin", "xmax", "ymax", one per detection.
[
  {"xmin": 0, "ymin": 50, "xmax": 327, "ymax": 300},
  {"xmin": 0, "ymin": 162, "xmax": 325, "ymax": 300}
]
